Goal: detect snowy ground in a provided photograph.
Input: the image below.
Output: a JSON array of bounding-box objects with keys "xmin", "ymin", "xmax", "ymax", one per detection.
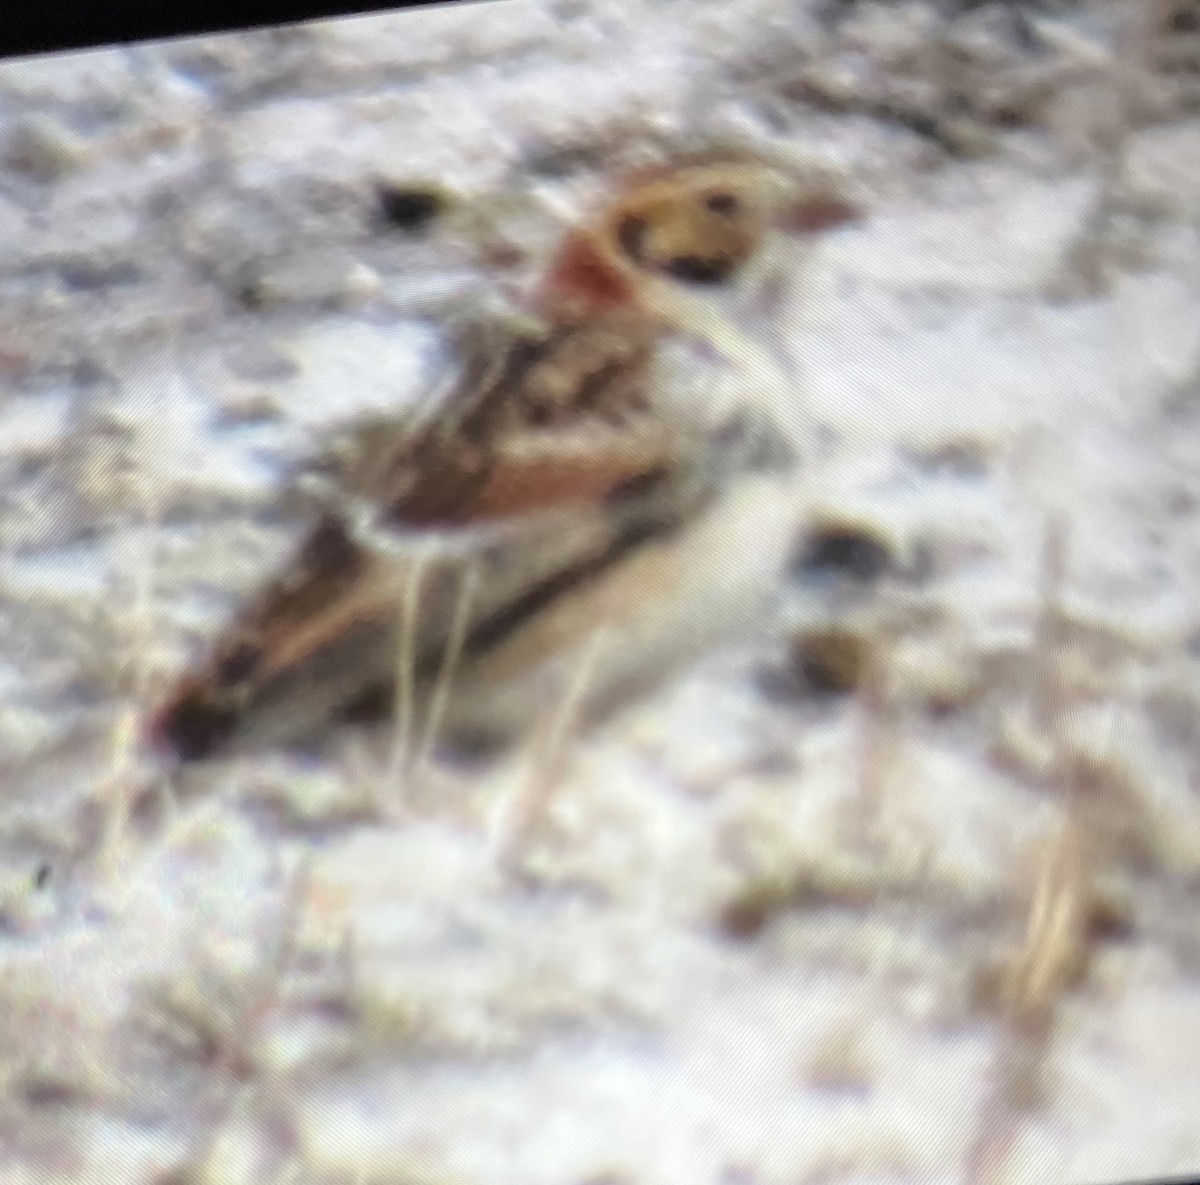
[{"xmin": 2, "ymin": 1, "xmax": 1200, "ymax": 1182}]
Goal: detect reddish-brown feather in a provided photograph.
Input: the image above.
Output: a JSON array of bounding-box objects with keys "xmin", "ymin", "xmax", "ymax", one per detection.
[{"xmin": 531, "ymin": 227, "xmax": 640, "ymax": 322}]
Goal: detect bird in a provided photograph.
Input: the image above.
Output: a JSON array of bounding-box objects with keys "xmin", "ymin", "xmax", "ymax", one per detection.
[{"xmin": 147, "ymin": 143, "xmax": 861, "ymax": 765}]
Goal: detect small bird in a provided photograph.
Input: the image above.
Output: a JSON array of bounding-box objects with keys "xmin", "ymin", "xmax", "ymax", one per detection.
[{"xmin": 148, "ymin": 144, "xmax": 860, "ymax": 764}]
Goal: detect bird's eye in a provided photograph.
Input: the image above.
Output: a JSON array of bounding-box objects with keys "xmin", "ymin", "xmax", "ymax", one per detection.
[{"xmin": 703, "ymin": 191, "xmax": 740, "ymax": 217}]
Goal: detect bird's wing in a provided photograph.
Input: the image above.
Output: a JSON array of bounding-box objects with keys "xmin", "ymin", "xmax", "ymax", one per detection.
[{"xmin": 150, "ymin": 313, "xmax": 713, "ymax": 759}]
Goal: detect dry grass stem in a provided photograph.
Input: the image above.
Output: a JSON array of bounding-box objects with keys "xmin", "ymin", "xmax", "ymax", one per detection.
[
  {"xmin": 218, "ymin": 851, "xmax": 311, "ymax": 1082},
  {"xmin": 853, "ymin": 628, "xmax": 902, "ymax": 842},
  {"xmin": 961, "ymin": 1001, "xmax": 1056, "ymax": 1185},
  {"xmin": 494, "ymin": 623, "xmax": 611, "ymax": 869},
  {"xmin": 415, "ymin": 562, "xmax": 480, "ymax": 772},
  {"xmin": 387, "ymin": 550, "xmax": 432, "ymax": 801},
  {"xmin": 1028, "ymin": 515, "xmax": 1070, "ymax": 769},
  {"xmin": 174, "ymin": 854, "xmax": 313, "ymax": 1172},
  {"xmin": 1047, "ymin": 0, "xmax": 1166, "ymax": 297},
  {"xmin": 964, "ymin": 513, "xmax": 1100, "ymax": 1185},
  {"xmin": 1008, "ymin": 816, "xmax": 1093, "ymax": 1018},
  {"xmin": 95, "ymin": 365, "xmax": 173, "ymax": 876},
  {"xmin": 962, "ymin": 814, "xmax": 1093, "ymax": 1185}
]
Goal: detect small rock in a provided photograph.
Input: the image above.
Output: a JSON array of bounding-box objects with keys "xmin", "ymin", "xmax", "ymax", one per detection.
[
  {"xmin": 6, "ymin": 113, "xmax": 91, "ymax": 180},
  {"xmin": 791, "ymin": 523, "xmax": 897, "ymax": 585},
  {"xmin": 788, "ymin": 626, "xmax": 873, "ymax": 695},
  {"xmin": 374, "ymin": 179, "xmax": 450, "ymax": 232}
]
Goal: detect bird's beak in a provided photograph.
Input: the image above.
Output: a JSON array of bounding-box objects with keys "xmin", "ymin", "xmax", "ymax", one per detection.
[{"xmin": 776, "ymin": 191, "xmax": 863, "ymax": 236}]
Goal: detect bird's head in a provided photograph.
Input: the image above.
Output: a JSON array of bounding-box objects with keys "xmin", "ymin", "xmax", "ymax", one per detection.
[{"xmin": 531, "ymin": 148, "xmax": 861, "ymax": 334}]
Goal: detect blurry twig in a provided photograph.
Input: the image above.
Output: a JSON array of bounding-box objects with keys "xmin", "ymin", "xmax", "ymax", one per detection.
[
  {"xmin": 170, "ymin": 853, "xmax": 313, "ymax": 1177},
  {"xmin": 853, "ymin": 626, "xmax": 902, "ymax": 840},
  {"xmin": 494, "ymin": 624, "xmax": 611, "ymax": 871},
  {"xmin": 965, "ymin": 516, "xmax": 1103, "ymax": 1185},
  {"xmin": 962, "ymin": 812, "xmax": 1092, "ymax": 1185},
  {"xmin": 1045, "ymin": 0, "xmax": 1173, "ymax": 298}
]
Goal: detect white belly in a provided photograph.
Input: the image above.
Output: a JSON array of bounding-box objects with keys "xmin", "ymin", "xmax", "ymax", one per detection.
[{"xmin": 442, "ymin": 468, "xmax": 804, "ymax": 742}]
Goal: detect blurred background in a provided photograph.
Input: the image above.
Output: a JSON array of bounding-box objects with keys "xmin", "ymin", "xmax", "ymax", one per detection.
[{"xmin": 1, "ymin": 2, "xmax": 1199, "ymax": 1182}]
